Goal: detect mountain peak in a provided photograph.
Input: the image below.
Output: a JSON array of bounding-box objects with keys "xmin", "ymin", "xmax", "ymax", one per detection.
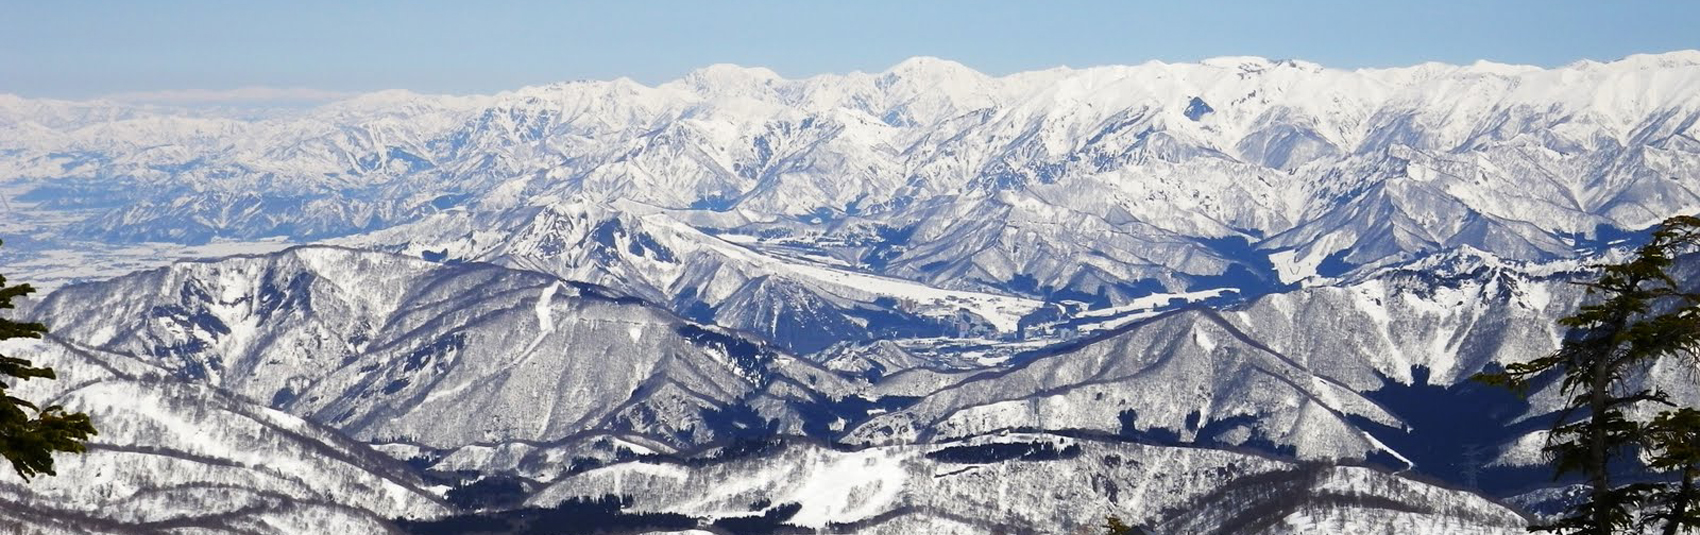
[
  {"xmin": 1198, "ymin": 56, "xmax": 1328, "ymax": 74},
  {"xmin": 677, "ymin": 63, "xmax": 784, "ymax": 93},
  {"xmin": 1464, "ymin": 59, "xmax": 1541, "ymax": 76},
  {"xmin": 1200, "ymin": 55, "xmax": 1275, "ymax": 70},
  {"xmin": 883, "ymin": 56, "xmax": 984, "ymax": 79}
]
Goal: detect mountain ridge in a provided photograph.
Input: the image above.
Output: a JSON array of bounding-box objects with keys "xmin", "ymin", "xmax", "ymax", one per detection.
[{"xmin": 7, "ymin": 50, "xmax": 1697, "ymax": 308}]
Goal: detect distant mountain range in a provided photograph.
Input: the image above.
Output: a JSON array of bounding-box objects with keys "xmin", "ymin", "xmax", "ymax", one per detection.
[{"xmin": 5, "ymin": 52, "xmax": 1700, "ymax": 534}]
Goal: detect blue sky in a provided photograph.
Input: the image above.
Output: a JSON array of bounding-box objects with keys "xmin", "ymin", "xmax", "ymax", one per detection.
[{"xmin": 4, "ymin": 0, "xmax": 1698, "ymax": 102}]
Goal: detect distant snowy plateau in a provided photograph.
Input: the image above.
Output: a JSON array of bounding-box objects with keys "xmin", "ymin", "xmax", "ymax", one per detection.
[{"xmin": 3, "ymin": 51, "xmax": 1700, "ymax": 534}]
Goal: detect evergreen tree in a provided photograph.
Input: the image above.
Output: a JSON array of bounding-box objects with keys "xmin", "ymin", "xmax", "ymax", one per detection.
[
  {"xmin": 1642, "ymin": 408, "xmax": 1700, "ymax": 535},
  {"xmin": 0, "ymin": 239, "xmax": 97, "ymax": 480},
  {"xmin": 1476, "ymin": 215, "xmax": 1700, "ymax": 535}
]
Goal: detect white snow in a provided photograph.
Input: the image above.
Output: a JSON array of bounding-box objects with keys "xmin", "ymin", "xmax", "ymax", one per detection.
[
  {"xmin": 782, "ymin": 448, "xmax": 909, "ymax": 527},
  {"xmin": 535, "ymin": 282, "xmax": 558, "ymax": 332},
  {"xmin": 781, "ymin": 262, "xmax": 1042, "ymax": 332}
]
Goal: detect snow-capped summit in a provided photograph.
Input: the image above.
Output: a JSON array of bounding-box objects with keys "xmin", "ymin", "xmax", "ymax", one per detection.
[
  {"xmin": 673, "ymin": 63, "xmax": 786, "ymax": 98},
  {"xmin": 881, "ymin": 55, "xmax": 985, "ymax": 82}
]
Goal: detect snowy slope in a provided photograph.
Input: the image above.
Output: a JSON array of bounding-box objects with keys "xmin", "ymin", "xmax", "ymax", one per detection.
[
  {"xmin": 0, "ymin": 337, "xmax": 447, "ymax": 534},
  {"xmin": 838, "ymin": 306, "xmax": 1409, "ymax": 461},
  {"xmin": 527, "ymin": 435, "xmax": 1525, "ymax": 535}
]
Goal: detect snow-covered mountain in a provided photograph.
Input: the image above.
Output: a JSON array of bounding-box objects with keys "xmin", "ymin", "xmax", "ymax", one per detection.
[
  {"xmin": 7, "ymin": 244, "xmax": 1605, "ymax": 534},
  {"xmin": 335, "ymin": 200, "xmax": 1043, "ymax": 354},
  {"xmin": 811, "ymin": 248, "xmax": 1700, "ymax": 500},
  {"xmin": 6, "ymin": 52, "xmax": 1700, "ymax": 534},
  {"xmin": 23, "ymin": 246, "xmax": 872, "ymax": 453},
  {"xmin": 9, "ymin": 241, "xmax": 1666, "ymax": 526},
  {"xmin": 32, "ymin": 244, "xmax": 1605, "ymax": 469},
  {"xmin": 6, "ymin": 52, "xmax": 1699, "ymax": 302}
]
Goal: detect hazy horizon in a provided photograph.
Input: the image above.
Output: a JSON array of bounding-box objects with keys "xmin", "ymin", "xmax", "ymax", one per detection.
[
  {"xmin": 9, "ymin": 49, "xmax": 1700, "ymax": 109},
  {"xmin": 5, "ymin": 0, "xmax": 1697, "ymax": 103}
]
